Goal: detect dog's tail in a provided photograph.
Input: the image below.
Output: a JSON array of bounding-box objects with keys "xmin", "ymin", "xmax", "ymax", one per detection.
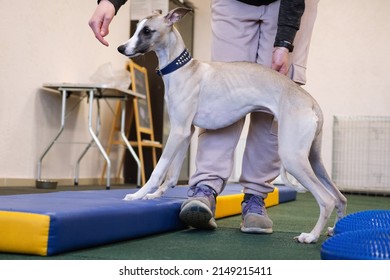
[
  {"xmin": 280, "ymin": 166, "xmax": 307, "ymax": 193},
  {"xmin": 309, "ymin": 131, "xmax": 341, "ymax": 196}
]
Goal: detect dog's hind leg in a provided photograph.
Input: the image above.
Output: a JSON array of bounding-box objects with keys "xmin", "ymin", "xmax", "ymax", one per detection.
[
  {"xmin": 309, "ymin": 131, "xmax": 347, "ymax": 236},
  {"xmin": 278, "ymin": 117, "xmax": 336, "ymax": 243}
]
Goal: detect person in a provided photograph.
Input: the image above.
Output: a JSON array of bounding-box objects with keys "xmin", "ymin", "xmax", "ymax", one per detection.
[
  {"xmin": 180, "ymin": 0, "xmax": 319, "ymax": 234},
  {"xmin": 89, "ymin": 0, "xmax": 319, "ymax": 233}
]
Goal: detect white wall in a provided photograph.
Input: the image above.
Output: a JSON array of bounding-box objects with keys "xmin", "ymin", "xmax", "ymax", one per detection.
[
  {"xmin": 0, "ymin": 1, "xmax": 131, "ymax": 186},
  {"xmin": 304, "ymin": 0, "xmax": 390, "ymax": 172},
  {"xmin": 189, "ymin": 0, "xmax": 390, "ymax": 180}
]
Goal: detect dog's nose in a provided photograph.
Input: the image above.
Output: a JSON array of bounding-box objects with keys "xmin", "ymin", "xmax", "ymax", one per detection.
[{"xmin": 117, "ymin": 45, "xmax": 126, "ymax": 54}]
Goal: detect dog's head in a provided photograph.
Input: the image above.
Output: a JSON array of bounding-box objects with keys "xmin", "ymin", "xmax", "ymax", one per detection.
[{"xmin": 117, "ymin": 7, "xmax": 192, "ymax": 57}]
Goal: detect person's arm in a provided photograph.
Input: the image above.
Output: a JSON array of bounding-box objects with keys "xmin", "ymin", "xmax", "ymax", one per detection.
[
  {"xmin": 272, "ymin": 0, "xmax": 305, "ymax": 74},
  {"xmin": 98, "ymin": 0, "xmax": 128, "ymax": 14},
  {"xmin": 88, "ymin": 0, "xmax": 128, "ymax": 46}
]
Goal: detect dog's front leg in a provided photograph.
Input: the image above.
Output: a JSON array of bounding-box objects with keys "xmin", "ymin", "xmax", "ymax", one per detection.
[
  {"xmin": 144, "ymin": 125, "xmax": 196, "ymax": 199},
  {"xmin": 123, "ymin": 124, "xmax": 194, "ymax": 201}
]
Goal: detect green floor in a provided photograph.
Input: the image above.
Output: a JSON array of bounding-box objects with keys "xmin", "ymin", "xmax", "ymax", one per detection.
[{"xmin": 0, "ymin": 186, "xmax": 389, "ymax": 260}]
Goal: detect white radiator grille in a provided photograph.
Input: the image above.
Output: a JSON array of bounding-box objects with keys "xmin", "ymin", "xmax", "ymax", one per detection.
[{"xmin": 332, "ymin": 116, "xmax": 390, "ymax": 194}]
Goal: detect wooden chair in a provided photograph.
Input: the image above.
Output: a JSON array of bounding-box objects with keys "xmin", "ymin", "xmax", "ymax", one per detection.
[{"xmin": 101, "ymin": 60, "xmax": 162, "ymax": 186}]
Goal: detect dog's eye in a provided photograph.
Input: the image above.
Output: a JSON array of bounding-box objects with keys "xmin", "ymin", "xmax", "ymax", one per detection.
[{"xmin": 142, "ymin": 26, "xmax": 152, "ymax": 35}]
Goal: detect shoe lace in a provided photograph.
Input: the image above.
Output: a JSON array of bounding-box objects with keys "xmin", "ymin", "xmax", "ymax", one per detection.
[
  {"xmin": 187, "ymin": 185, "xmax": 215, "ymax": 198},
  {"xmin": 243, "ymin": 195, "xmax": 266, "ymax": 215}
]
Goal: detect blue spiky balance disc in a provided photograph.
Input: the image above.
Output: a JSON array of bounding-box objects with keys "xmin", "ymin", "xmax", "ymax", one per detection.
[
  {"xmin": 321, "ymin": 210, "xmax": 390, "ymax": 260},
  {"xmin": 321, "ymin": 229, "xmax": 390, "ymax": 260},
  {"xmin": 334, "ymin": 210, "xmax": 390, "ymax": 234}
]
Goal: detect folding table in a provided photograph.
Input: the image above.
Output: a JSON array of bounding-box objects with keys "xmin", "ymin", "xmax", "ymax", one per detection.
[{"xmin": 38, "ymin": 83, "xmax": 145, "ymax": 188}]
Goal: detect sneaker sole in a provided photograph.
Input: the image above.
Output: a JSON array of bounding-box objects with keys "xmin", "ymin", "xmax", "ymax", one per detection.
[
  {"xmin": 179, "ymin": 200, "xmax": 217, "ymax": 230},
  {"xmin": 240, "ymin": 224, "xmax": 273, "ymax": 234}
]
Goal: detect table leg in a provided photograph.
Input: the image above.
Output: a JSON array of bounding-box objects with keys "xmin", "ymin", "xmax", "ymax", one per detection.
[
  {"xmin": 87, "ymin": 90, "xmax": 111, "ymax": 189},
  {"xmin": 74, "ymin": 99, "xmax": 102, "ymax": 186},
  {"xmin": 37, "ymin": 89, "xmax": 67, "ymax": 181},
  {"xmin": 120, "ymin": 99, "xmax": 142, "ymax": 187}
]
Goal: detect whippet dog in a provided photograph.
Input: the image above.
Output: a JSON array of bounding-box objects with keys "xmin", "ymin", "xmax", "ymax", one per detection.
[{"xmin": 117, "ymin": 7, "xmax": 347, "ymax": 243}]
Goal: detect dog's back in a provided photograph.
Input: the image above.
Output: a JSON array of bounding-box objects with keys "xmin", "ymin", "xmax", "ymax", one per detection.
[{"xmin": 192, "ymin": 60, "xmax": 318, "ymax": 130}]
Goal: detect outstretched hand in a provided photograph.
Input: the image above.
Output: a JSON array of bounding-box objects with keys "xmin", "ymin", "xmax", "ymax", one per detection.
[{"xmin": 88, "ymin": 0, "xmax": 116, "ymax": 46}]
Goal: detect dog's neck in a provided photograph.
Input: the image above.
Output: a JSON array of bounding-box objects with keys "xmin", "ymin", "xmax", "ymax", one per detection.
[
  {"xmin": 156, "ymin": 49, "xmax": 191, "ymax": 76},
  {"xmin": 154, "ymin": 27, "xmax": 188, "ymax": 75}
]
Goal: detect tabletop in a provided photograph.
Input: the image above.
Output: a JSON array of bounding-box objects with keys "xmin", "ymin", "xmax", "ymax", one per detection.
[{"xmin": 42, "ymin": 82, "xmax": 145, "ymax": 99}]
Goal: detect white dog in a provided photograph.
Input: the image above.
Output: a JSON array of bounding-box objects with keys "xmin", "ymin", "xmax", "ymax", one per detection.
[{"xmin": 117, "ymin": 8, "xmax": 347, "ymax": 243}]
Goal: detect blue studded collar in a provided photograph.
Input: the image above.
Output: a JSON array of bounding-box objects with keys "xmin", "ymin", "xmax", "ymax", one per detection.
[{"xmin": 156, "ymin": 49, "xmax": 192, "ymax": 76}]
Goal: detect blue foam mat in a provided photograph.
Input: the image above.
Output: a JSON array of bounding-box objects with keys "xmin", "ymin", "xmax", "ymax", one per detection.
[
  {"xmin": 277, "ymin": 185, "xmax": 297, "ymax": 203},
  {"xmin": 0, "ymin": 189, "xmax": 186, "ymax": 255},
  {"xmin": 0, "ymin": 185, "xmax": 296, "ymax": 255}
]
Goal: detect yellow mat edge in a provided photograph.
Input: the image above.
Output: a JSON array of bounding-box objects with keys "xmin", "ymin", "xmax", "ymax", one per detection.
[
  {"xmin": 0, "ymin": 211, "xmax": 50, "ymax": 256},
  {"xmin": 215, "ymin": 188, "xmax": 279, "ymax": 219}
]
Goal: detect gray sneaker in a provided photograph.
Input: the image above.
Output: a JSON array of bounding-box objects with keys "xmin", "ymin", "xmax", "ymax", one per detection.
[
  {"xmin": 240, "ymin": 194, "xmax": 273, "ymax": 234},
  {"xmin": 179, "ymin": 185, "xmax": 217, "ymax": 230}
]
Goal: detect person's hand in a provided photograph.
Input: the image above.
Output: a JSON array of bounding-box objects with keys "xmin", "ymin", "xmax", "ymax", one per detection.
[
  {"xmin": 271, "ymin": 47, "xmax": 289, "ymax": 75},
  {"xmin": 88, "ymin": 0, "xmax": 116, "ymax": 46}
]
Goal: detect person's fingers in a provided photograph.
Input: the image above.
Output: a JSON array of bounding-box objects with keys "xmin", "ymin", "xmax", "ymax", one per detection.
[
  {"xmin": 100, "ymin": 16, "xmax": 112, "ymax": 37},
  {"xmin": 97, "ymin": 17, "xmax": 113, "ymax": 46},
  {"xmin": 89, "ymin": 19, "xmax": 109, "ymax": 46},
  {"xmin": 278, "ymin": 64, "xmax": 289, "ymax": 75},
  {"xmin": 271, "ymin": 62, "xmax": 280, "ymax": 71}
]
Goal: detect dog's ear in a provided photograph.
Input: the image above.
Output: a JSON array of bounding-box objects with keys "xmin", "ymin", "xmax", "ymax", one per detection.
[
  {"xmin": 152, "ymin": 9, "xmax": 162, "ymax": 15},
  {"xmin": 164, "ymin": 7, "xmax": 192, "ymax": 26}
]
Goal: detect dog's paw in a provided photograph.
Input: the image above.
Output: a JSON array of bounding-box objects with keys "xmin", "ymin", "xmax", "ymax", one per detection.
[
  {"xmin": 327, "ymin": 227, "xmax": 334, "ymax": 236},
  {"xmin": 294, "ymin": 232, "xmax": 318, "ymax": 244},
  {"xmin": 144, "ymin": 191, "xmax": 163, "ymax": 200},
  {"xmin": 123, "ymin": 193, "xmax": 143, "ymax": 201}
]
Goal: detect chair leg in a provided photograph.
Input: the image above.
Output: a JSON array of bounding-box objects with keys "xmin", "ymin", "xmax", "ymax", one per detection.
[{"xmin": 139, "ymin": 145, "xmax": 146, "ymax": 186}]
